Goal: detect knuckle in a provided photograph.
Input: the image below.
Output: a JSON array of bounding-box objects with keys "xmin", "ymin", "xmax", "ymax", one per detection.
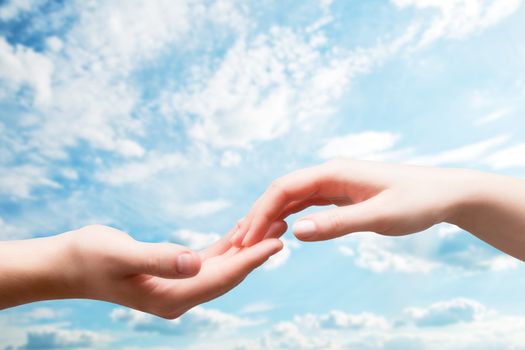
[
  {"xmin": 79, "ymin": 224, "xmax": 129, "ymax": 239},
  {"xmin": 269, "ymin": 180, "xmax": 289, "ymax": 201},
  {"xmin": 326, "ymin": 211, "xmax": 345, "ymax": 233},
  {"xmin": 269, "ymin": 178, "xmax": 284, "ymax": 192},
  {"xmin": 80, "ymin": 224, "xmax": 109, "ymax": 232},
  {"xmin": 144, "ymin": 255, "xmax": 163, "ymax": 275}
]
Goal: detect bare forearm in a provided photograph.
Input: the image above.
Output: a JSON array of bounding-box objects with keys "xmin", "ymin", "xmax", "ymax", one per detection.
[
  {"xmin": 0, "ymin": 234, "xmax": 75, "ymax": 309},
  {"xmin": 448, "ymin": 170, "xmax": 525, "ymax": 261}
]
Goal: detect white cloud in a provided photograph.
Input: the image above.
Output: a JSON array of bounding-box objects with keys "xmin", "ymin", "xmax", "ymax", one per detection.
[
  {"xmin": 0, "ymin": 0, "xmax": 45, "ymax": 21},
  {"xmin": 111, "ymin": 306, "xmax": 255, "ymax": 335},
  {"xmin": 0, "ymin": 307, "xmax": 70, "ymax": 349},
  {"xmin": 171, "ymin": 229, "xmax": 221, "ymax": 250},
  {"xmin": 264, "ymin": 238, "xmax": 300, "ymax": 270},
  {"xmin": 166, "ymin": 199, "xmax": 231, "ymax": 219},
  {"xmin": 405, "ymin": 134, "xmax": 510, "ymax": 166},
  {"xmin": 1, "ymin": 0, "xmax": 201, "ymax": 197},
  {"xmin": 485, "ymin": 143, "xmax": 525, "ymax": 169},
  {"xmin": 171, "ymin": 22, "xmax": 415, "ymax": 149},
  {"xmin": 261, "ymin": 321, "xmax": 330, "ymax": 349},
  {"xmin": 475, "ymin": 107, "xmax": 512, "ymax": 125},
  {"xmin": 317, "ymin": 131, "xmax": 402, "ymax": 160},
  {"xmin": 352, "ymin": 234, "xmax": 438, "ymax": 273},
  {"xmin": 337, "ymin": 227, "xmax": 519, "ymax": 274},
  {"xmin": 175, "ymin": 28, "xmax": 311, "ymax": 148},
  {"xmin": 64, "ymin": 0, "xmax": 191, "ymax": 74},
  {"xmin": 60, "ymin": 168, "xmax": 78, "ymax": 181},
  {"xmin": 295, "ymin": 310, "xmax": 390, "ymax": 330},
  {"xmin": 220, "ymin": 151, "xmax": 242, "ymax": 167},
  {"xmin": 240, "ymin": 301, "xmax": 275, "ymax": 315},
  {"xmin": 404, "ymin": 298, "xmax": 485, "ymax": 327},
  {"xmin": 478, "ymin": 254, "xmax": 520, "ymax": 271},
  {"xmin": 9, "ymin": 327, "xmax": 111, "ymax": 350},
  {"xmin": 436, "ymin": 223, "xmax": 462, "ymax": 238},
  {"xmin": 317, "ymin": 131, "xmax": 513, "ymax": 167},
  {"xmin": 0, "ymin": 216, "xmax": 29, "ymax": 240},
  {"xmin": 227, "ymin": 299, "xmax": 525, "ymax": 350},
  {"xmin": 0, "ymin": 37, "xmax": 53, "ymax": 105},
  {"xmin": 45, "ymin": 36, "xmax": 63, "ymax": 53},
  {"xmin": 0, "ymin": 0, "xmax": 420, "ymax": 199},
  {"xmin": 23, "ymin": 307, "xmax": 68, "ymax": 321},
  {"xmin": 96, "ymin": 152, "xmax": 187, "ymax": 186},
  {"xmin": 392, "ymin": 0, "xmax": 522, "ymax": 48},
  {"xmin": 0, "ymin": 165, "xmax": 59, "ymax": 199},
  {"xmin": 338, "ymin": 245, "xmax": 355, "ymax": 256}
]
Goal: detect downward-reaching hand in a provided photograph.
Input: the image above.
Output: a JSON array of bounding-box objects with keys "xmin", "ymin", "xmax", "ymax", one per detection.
[{"xmin": 231, "ymin": 159, "xmax": 525, "ymax": 262}]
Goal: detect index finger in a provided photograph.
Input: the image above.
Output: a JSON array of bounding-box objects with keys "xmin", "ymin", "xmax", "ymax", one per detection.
[{"xmin": 236, "ymin": 163, "xmax": 339, "ymax": 247}]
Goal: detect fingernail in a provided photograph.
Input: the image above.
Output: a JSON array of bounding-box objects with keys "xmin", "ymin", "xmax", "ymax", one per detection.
[
  {"xmin": 176, "ymin": 253, "xmax": 198, "ymax": 275},
  {"xmin": 241, "ymin": 230, "xmax": 253, "ymax": 246},
  {"xmin": 293, "ymin": 220, "xmax": 317, "ymax": 239},
  {"xmin": 240, "ymin": 235, "xmax": 248, "ymax": 247},
  {"xmin": 231, "ymin": 230, "xmax": 242, "ymax": 246}
]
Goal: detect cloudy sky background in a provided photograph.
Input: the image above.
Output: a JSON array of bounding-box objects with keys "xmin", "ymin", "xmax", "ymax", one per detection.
[{"xmin": 1, "ymin": 0, "xmax": 525, "ymax": 349}]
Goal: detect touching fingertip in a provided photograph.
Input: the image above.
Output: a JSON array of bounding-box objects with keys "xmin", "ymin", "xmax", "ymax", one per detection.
[
  {"xmin": 293, "ymin": 219, "xmax": 317, "ymax": 240},
  {"xmin": 240, "ymin": 234, "xmax": 250, "ymax": 247},
  {"xmin": 274, "ymin": 239, "xmax": 284, "ymax": 252}
]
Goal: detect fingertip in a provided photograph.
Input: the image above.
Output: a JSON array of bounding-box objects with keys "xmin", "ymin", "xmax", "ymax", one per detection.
[
  {"xmin": 271, "ymin": 238, "xmax": 284, "ymax": 253},
  {"xmin": 241, "ymin": 223, "xmax": 267, "ymax": 247},
  {"xmin": 240, "ymin": 231, "xmax": 252, "ymax": 247},
  {"xmin": 231, "ymin": 231, "xmax": 247, "ymax": 247},
  {"xmin": 258, "ymin": 237, "xmax": 284, "ymax": 255},
  {"xmin": 265, "ymin": 220, "xmax": 288, "ymax": 239},
  {"xmin": 292, "ymin": 219, "xmax": 317, "ymax": 241},
  {"xmin": 175, "ymin": 251, "xmax": 201, "ymax": 276}
]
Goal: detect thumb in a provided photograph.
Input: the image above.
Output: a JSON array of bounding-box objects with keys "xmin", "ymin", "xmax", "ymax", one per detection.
[
  {"xmin": 292, "ymin": 195, "xmax": 390, "ymax": 241},
  {"xmin": 129, "ymin": 242, "xmax": 202, "ymax": 278}
]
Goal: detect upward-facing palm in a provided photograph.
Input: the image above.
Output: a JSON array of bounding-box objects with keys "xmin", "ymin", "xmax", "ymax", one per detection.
[{"xmin": 67, "ymin": 222, "xmax": 286, "ymax": 319}]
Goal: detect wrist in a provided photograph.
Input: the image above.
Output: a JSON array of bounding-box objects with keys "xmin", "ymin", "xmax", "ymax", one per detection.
[{"xmin": 443, "ymin": 168, "xmax": 492, "ymax": 227}]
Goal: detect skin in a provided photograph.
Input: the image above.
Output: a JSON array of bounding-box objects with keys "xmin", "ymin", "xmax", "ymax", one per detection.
[
  {"xmin": 0, "ymin": 222, "xmax": 286, "ymax": 318},
  {"xmin": 231, "ymin": 158, "xmax": 525, "ymax": 263}
]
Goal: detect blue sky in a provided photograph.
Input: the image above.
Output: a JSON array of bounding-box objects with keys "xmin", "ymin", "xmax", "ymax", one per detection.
[{"xmin": 1, "ymin": 0, "xmax": 525, "ymax": 349}]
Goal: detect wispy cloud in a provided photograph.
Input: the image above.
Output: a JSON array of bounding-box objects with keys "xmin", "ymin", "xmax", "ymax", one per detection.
[
  {"xmin": 404, "ymin": 298, "xmax": 485, "ymax": 327},
  {"xmin": 12, "ymin": 327, "xmax": 110, "ymax": 350},
  {"xmin": 96, "ymin": 152, "xmax": 186, "ymax": 186},
  {"xmin": 485, "ymin": 143, "xmax": 525, "ymax": 169},
  {"xmin": 405, "ymin": 135, "xmax": 510, "ymax": 166},
  {"xmin": 0, "ymin": 165, "xmax": 59, "ymax": 199},
  {"xmin": 111, "ymin": 306, "xmax": 256, "ymax": 336},
  {"xmin": 170, "ymin": 229, "xmax": 221, "ymax": 250},
  {"xmin": 0, "ymin": 37, "xmax": 53, "ymax": 105},
  {"xmin": 164, "ymin": 199, "xmax": 231, "ymax": 219},
  {"xmin": 475, "ymin": 107, "xmax": 513, "ymax": 126},
  {"xmin": 264, "ymin": 238, "xmax": 300, "ymax": 270},
  {"xmin": 240, "ymin": 301, "xmax": 275, "ymax": 315},
  {"xmin": 317, "ymin": 131, "xmax": 403, "ymax": 160},
  {"xmin": 393, "ymin": 0, "xmax": 523, "ymax": 48},
  {"xmin": 337, "ymin": 227, "xmax": 520, "ymax": 274}
]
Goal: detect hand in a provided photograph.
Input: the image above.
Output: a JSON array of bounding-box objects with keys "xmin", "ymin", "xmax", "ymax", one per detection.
[
  {"xmin": 0, "ymin": 223, "xmax": 286, "ymax": 318},
  {"xmin": 231, "ymin": 159, "xmax": 470, "ymax": 246}
]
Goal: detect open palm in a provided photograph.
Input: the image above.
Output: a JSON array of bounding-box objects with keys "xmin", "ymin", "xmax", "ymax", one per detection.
[{"xmin": 75, "ymin": 222, "xmax": 286, "ymax": 319}]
